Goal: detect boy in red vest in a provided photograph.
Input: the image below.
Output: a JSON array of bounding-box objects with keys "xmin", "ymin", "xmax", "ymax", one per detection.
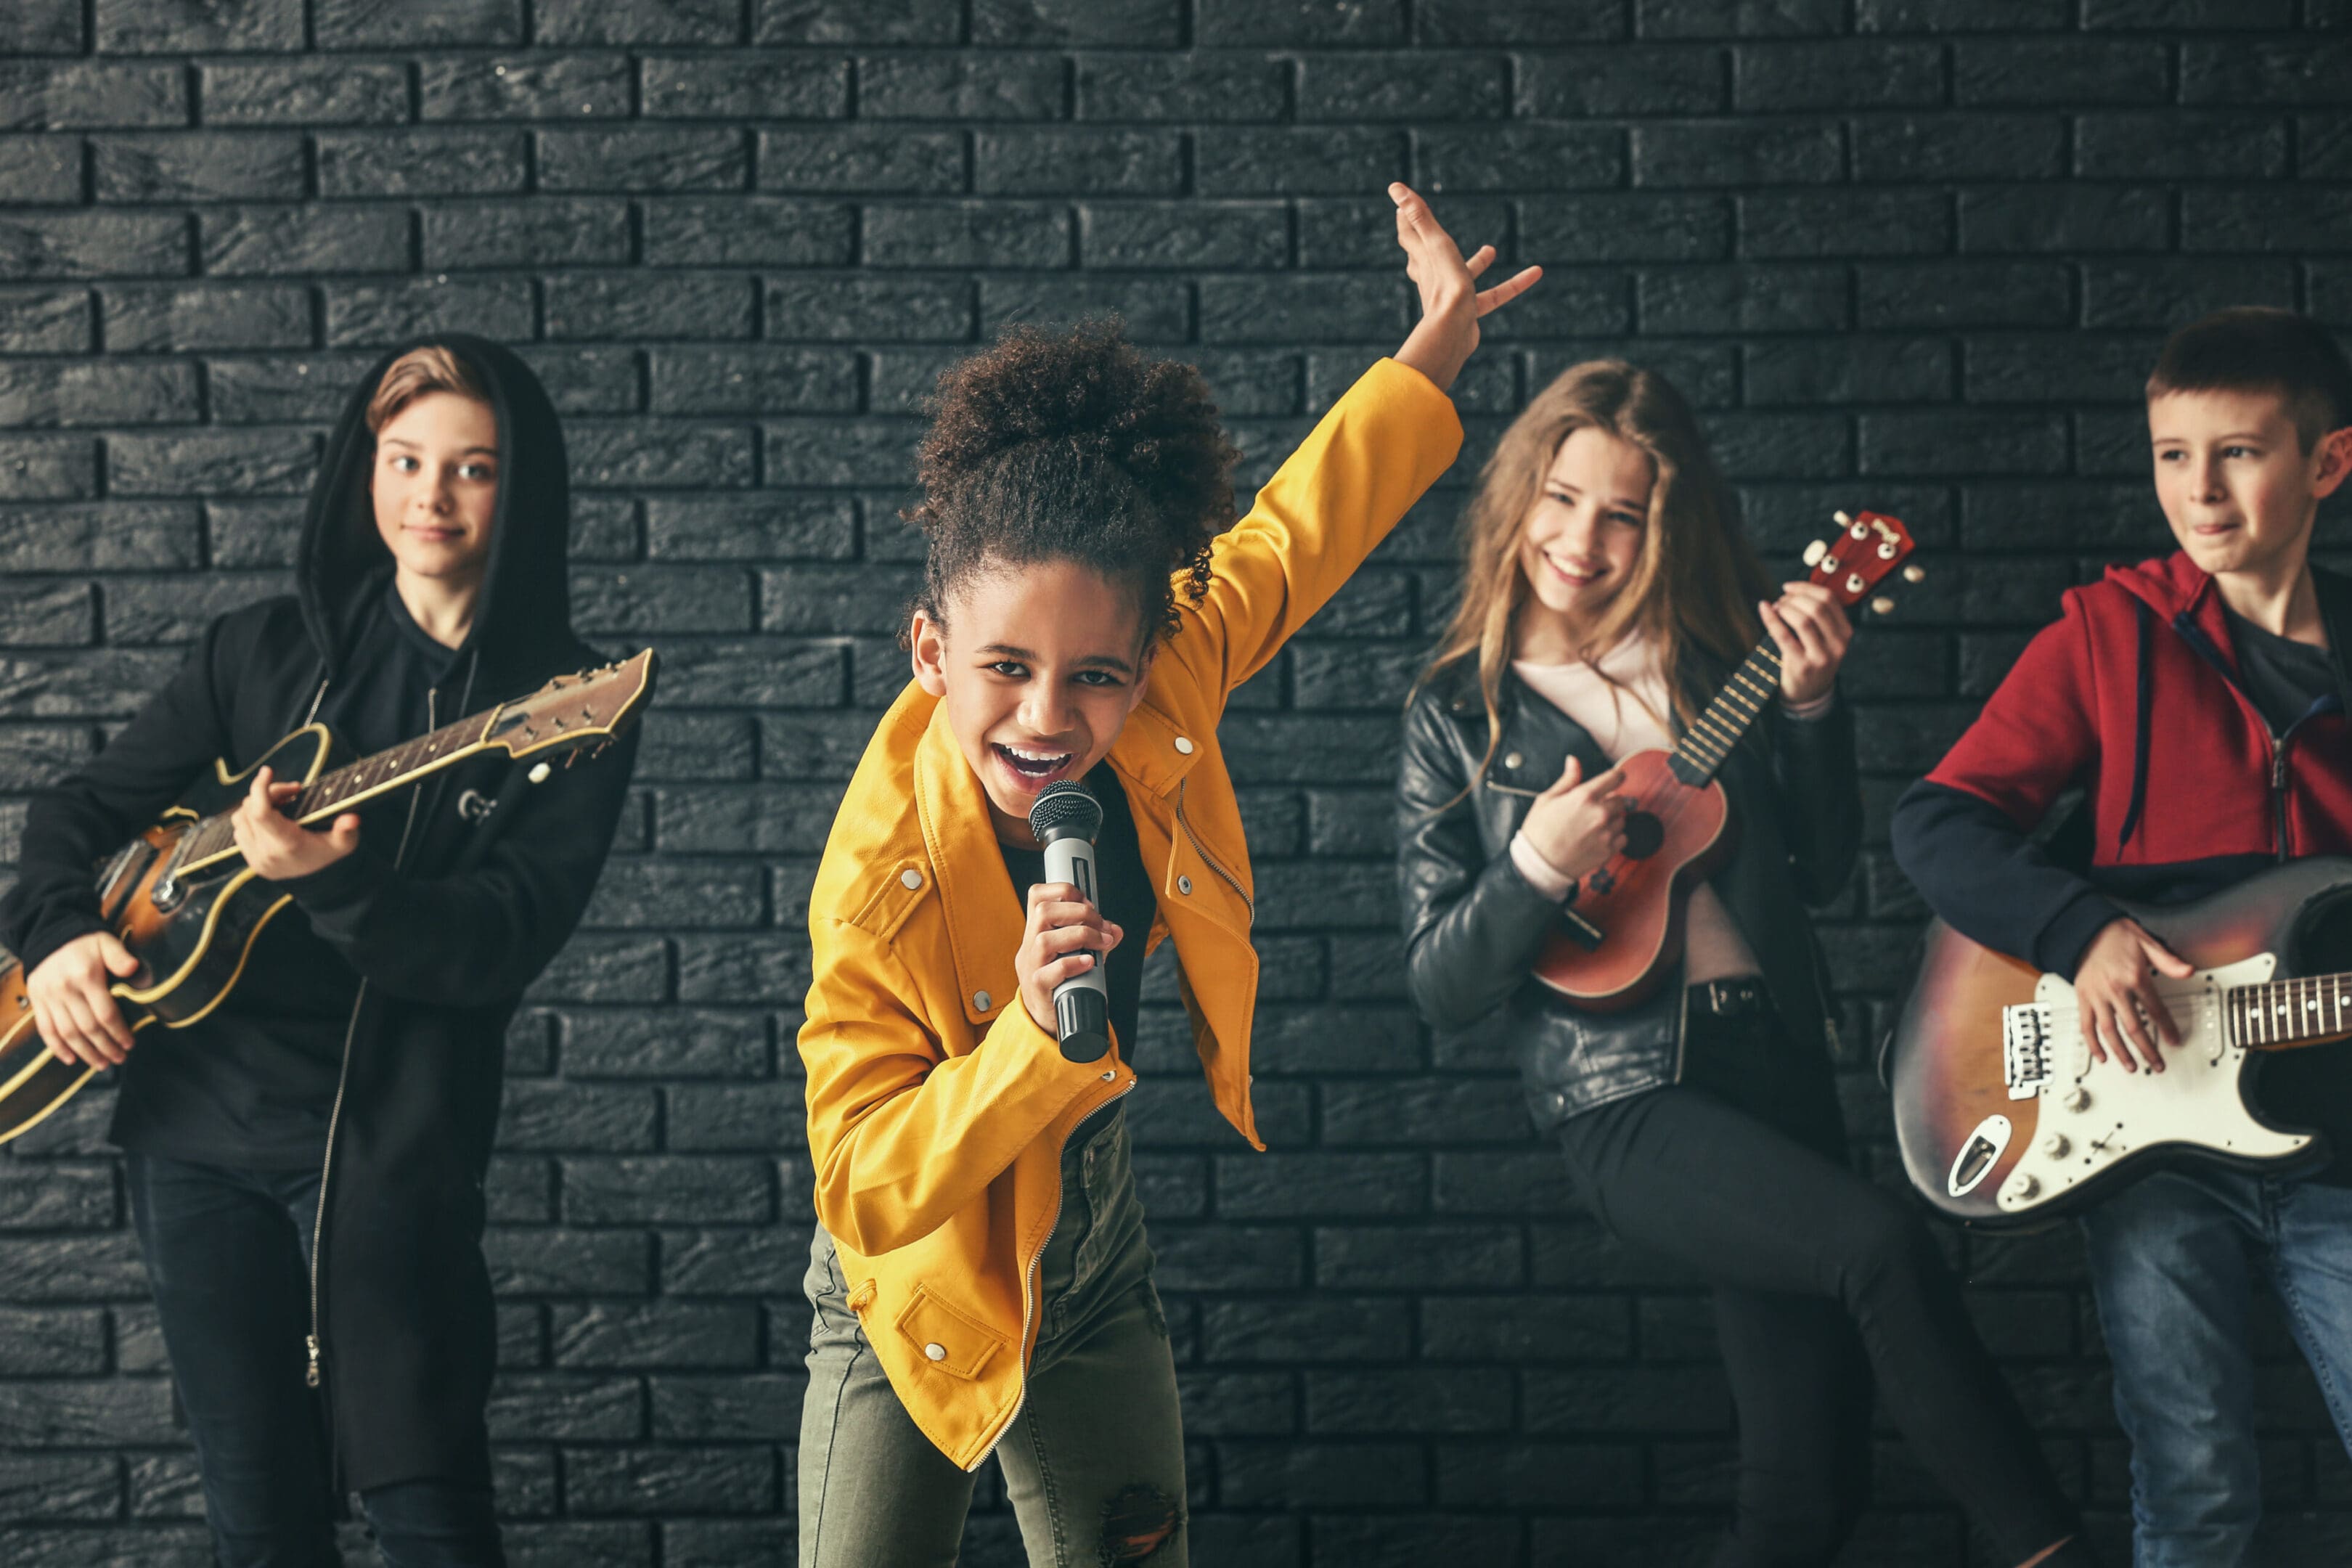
[{"xmin": 1895, "ymin": 309, "xmax": 2352, "ymax": 1566}]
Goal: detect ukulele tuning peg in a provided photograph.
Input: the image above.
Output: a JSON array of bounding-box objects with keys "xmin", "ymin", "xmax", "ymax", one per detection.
[
  {"xmin": 1870, "ymin": 595, "xmax": 1895, "ymax": 616},
  {"xmin": 1802, "ymin": 539, "xmax": 1829, "ymax": 568},
  {"xmin": 1832, "ymin": 510, "xmax": 1852, "ymax": 526},
  {"xmin": 1902, "ymin": 564, "xmax": 1926, "ymax": 584}
]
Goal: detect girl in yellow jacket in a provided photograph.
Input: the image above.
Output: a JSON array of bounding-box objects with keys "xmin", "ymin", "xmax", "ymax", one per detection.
[{"xmin": 795, "ymin": 186, "xmax": 1538, "ymax": 1567}]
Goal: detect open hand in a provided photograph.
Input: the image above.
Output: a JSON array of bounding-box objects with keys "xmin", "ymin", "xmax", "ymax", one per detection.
[
  {"xmin": 1015, "ymin": 881, "xmax": 1124, "ymax": 1037},
  {"xmin": 2074, "ymin": 918, "xmax": 2194, "ymax": 1074},
  {"xmin": 1389, "ymin": 182, "xmax": 1542, "ymax": 394},
  {"xmin": 233, "ymin": 766, "xmax": 360, "ymax": 881},
  {"xmin": 1763, "ymin": 581, "xmax": 1853, "ymax": 706}
]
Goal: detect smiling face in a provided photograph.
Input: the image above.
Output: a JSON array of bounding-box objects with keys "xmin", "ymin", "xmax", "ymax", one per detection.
[
  {"xmin": 911, "ymin": 557, "xmax": 1153, "ymax": 846},
  {"xmin": 1515, "ymin": 425, "xmax": 1655, "ymax": 653},
  {"xmin": 370, "ymin": 391, "xmax": 499, "ymax": 596},
  {"xmin": 2149, "ymin": 387, "xmax": 2352, "ymax": 584}
]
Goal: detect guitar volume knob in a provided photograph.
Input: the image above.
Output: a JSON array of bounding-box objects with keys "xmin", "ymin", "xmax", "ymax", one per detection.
[
  {"xmin": 2041, "ymin": 1133, "xmax": 2070, "ymax": 1159},
  {"xmin": 2062, "ymin": 1087, "xmax": 2090, "ymax": 1113}
]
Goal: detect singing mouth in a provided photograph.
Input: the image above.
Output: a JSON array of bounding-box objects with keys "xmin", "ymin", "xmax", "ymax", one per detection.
[
  {"xmin": 1545, "ymin": 552, "xmax": 1606, "ymax": 585},
  {"xmin": 994, "ymin": 742, "xmax": 1074, "ymax": 783}
]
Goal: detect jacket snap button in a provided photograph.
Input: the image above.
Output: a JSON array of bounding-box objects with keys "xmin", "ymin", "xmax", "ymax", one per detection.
[
  {"xmin": 924, "ymin": 1342, "xmax": 947, "ymax": 1362},
  {"xmin": 900, "ymin": 868, "xmax": 923, "ymax": 890},
  {"xmin": 1174, "ymin": 736, "xmax": 1194, "ymax": 754},
  {"xmin": 1504, "ymin": 751, "xmax": 1522, "ymax": 769},
  {"xmin": 973, "ymin": 990, "xmax": 991, "ymax": 1011},
  {"xmin": 1177, "ymin": 875, "xmax": 1193, "ymax": 894}
]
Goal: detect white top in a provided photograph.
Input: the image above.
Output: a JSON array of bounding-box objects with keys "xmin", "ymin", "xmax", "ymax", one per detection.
[{"xmin": 1506, "ymin": 634, "xmax": 1832, "ymax": 988}]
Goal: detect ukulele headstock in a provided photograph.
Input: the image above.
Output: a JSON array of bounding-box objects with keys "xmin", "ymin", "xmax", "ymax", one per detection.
[
  {"xmin": 483, "ymin": 648, "xmax": 661, "ymax": 759},
  {"xmin": 1801, "ymin": 510, "xmax": 1924, "ymax": 617}
]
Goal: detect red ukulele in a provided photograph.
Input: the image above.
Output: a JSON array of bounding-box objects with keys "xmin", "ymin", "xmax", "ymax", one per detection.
[{"xmin": 1530, "ymin": 511, "xmax": 1920, "ymax": 1010}]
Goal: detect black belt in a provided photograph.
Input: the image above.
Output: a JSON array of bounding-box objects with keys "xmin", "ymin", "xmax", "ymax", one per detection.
[{"xmin": 1689, "ymin": 976, "xmax": 1773, "ymax": 1018}]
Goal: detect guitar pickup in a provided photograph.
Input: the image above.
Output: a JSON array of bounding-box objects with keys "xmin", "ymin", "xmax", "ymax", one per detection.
[{"xmin": 1553, "ymin": 905, "xmax": 1604, "ymax": 951}]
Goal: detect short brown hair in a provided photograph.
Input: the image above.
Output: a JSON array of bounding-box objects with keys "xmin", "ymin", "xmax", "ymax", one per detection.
[
  {"xmin": 364, "ymin": 346, "xmax": 491, "ymax": 434},
  {"xmin": 2146, "ymin": 307, "xmax": 2352, "ymax": 451}
]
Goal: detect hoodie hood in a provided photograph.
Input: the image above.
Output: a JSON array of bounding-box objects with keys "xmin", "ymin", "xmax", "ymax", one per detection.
[{"xmin": 298, "ymin": 333, "xmax": 574, "ymax": 692}]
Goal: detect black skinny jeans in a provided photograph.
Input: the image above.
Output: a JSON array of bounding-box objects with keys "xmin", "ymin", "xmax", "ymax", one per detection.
[
  {"xmin": 1553, "ymin": 1005, "xmax": 2081, "ymax": 1568},
  {"xmin": 125, "ymin": 1151, "xmax": 506, "ymax": 1568}
]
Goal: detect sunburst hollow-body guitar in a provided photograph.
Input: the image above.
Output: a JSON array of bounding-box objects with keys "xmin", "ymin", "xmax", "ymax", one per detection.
[{"xmin": 0, "ymin": 649, "xmax": 658, "ymax": 1145}]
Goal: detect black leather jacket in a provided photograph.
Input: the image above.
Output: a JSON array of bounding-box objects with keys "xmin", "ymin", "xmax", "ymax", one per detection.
[{"xmin": 1396, "ymin": 654, "xmax": 1861, "ymax": 1130}]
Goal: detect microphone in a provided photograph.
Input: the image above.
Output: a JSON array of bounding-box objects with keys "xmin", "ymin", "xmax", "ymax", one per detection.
[{"xmin": 1028, "ymin": 780, "xmax": 1111, "ymax": 1063}]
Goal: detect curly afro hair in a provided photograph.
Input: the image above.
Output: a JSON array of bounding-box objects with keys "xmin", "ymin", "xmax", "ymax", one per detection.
[{"xmin": 907, "ymin": 320, "xmax": 1239, "ymax": 646}]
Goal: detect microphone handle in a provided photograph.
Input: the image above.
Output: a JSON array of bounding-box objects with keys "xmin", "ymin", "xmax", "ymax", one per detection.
[{"xmin": 1040, "ymin": 836, "xmax": 1111, "ymax": 1063}]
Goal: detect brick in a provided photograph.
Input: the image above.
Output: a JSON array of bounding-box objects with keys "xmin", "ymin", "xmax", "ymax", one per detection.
[
  {"xmin": 753, "ymin": 0, "xmax": 957, "ymax": 44},
  {"xmin": 1964, "ymin": 335, "xmax": 2157, "ymax": 405},
  {"xmin": 1633, "ymin": 119, "xmax": 1842, "ymax": 187},
  {"xmin": 1745, "ymin": 337, "xmax": 1952, "ymax": 406},
  {"xmin": 2184, "ymin": 40, "xmax": 2352, "ymax": 105},
  {"xmin": 2079, "ymin": 114, "xmax": 2289, "ymax": 179},
  {"xmin": 316, "ymin": 130, "xmax": 529, "ymax": 197},
  {"xmin": 109, "ymin": 433, "xmax": 314, "ymax": 499},
  {"xmin": 420, "ymin": 54, "xmax": 633, "ymax": 121},
  {"xmin": 1861, "ymin": 0, "xmax": 2069, "ymax": 25},
  {"xmin": 202, "ymin": 60, "xmax": 407, "ymax": 126},
  {"xmin": 0, "ymin": 287, "xmax": 92, "ymax": 352},
  {"xmin": 542, "ymin": 128, "xmax": 748, "ymax": 193},
  {"xmin": 1856, "ymin": 261, "xmax": 2074, "ymax": 330},
  {"xmin": 422, "ymin": 199, "xmax": 632, "ymax": 269},
  {"xmin": 205, "ymin": 356, "xmax": 379, "ymax": 425},
  {"xmin": 1216, "ymin": 1440, "xmax": 1426, "ymax": 1507},
  {"xmin": 1299, "ymin": 53, "xmax": 1508, "ymax": 122},
  {"xmin": 2, "ymin": 1, "xmax": 82, "ymax": 54},
  {"xmin": 315, "ymin": 0, "xmax": 523, "ymax": 48},
  {"xmin": 95, "ymin": 0, "xmax": 301, "ymax": 52},
  {"xmin": 103, "ymin": 283, "xmax": 311, "ymax": 351},
  {"xmin": 1957, "ymin": 187, "xmax": 2171, "ymax": 255},
  {"xmin": 649, "ymin": 1373, "xmax": 803, "ymax": 1439},
  {"xmin": 1196, "ymin": 128, "xmax": 1405, "ymax": 197},
  {"xmin": 1734, "ymin": 41, "xmax": 1943, "ymax": 111},
  {"xmin": 93, "ymin": 134, "xmax": 305, "ymax": 203},
  {"xmin": 1636, "ymin": 0, "xmax": 1847, "ymax": 35},
  {"xmin": 1640, "ymin": 264, "xmax": 1846, "ymax": 334},
  {"xmin": 1956, "ymin": 40, "xmax": 2171, "ymax": 107},
  {"xmin": 974, "ymin": 0, "xmax": 1181, "ymax": 46},
  {"xmin": 1074, "ymin": 52, "xmax": 1290, "ymax": 123},
  {"xmin": 1421, "ymin": 123, "xmax": 1622, "ymax": 192},
  {"xmin": 1418, "ymin": 1, "xmax": 1622, "ymax": 44},
  {"xmin": 2183, "ymin": 188, "xmax": 2352, "ymax": 252},
  {"xmin": 0, "ymin": 62, "xmax": 187, "ymax": 129},
  {"xmin": 1197, "ymin": 0, "xmax": 1405, "ymax": 46},
  {"xmin": 644, "ymin": 55, "xmax": 846, "ymax": 121},
  {"xmin": 0, "ymin": 439, "xmax": 101, "ymax": 502},
  {"xmin": 0, "ymin": 1380, "xmax": 176, "ymax": 1444},
  {"xmin": 0, "ymin": 1452, "xmax": 117, "ymax": 1520},
  {"xmin": 980, "ymin": 275, "xmax": 1191, "ymax": 340},
  {"xmin": 756, "ymin": 128, "xmax": 964, "ymax": 195},
  {"xmin": 862, "ymin": 201, "xmax": 1071, "ymax": 268},
  {"xmin": 1519, "ymin": 47, "xmax": 1722, "ymax": 117},
  {"xmin": 564, "ymin": 1445, "xmax": 777, "ymax": 1514},
  {"xmin": 975, "ymin": 129, "xmax": 1183, "ymax": 195},
  {"xmin": 538, "ymin": 0, "xmax": 743, "ymax": 45},
  {"xmin": 1854, "ymin": 114, "xmax": 2067, "ymax": 181},
  {"xmin": 859, "ymin": 54, "xmax": 1066, "ymax": 121},
  {"xmin": 0, "ymin": 361, "xmax": 199, "ymax": 427},
  {"xmin": 324, "ymin": 278, "xmax": 534, "ymax": 346},
  {"xmin": 564, "ymin": 1157, "xmax": 772, "ymax": 1225},
  {"xmin": 551, "ymin": 1302, "xmax": 757, "ymax": 1368},
  {"xmin": 499, "ymin": 1081, "xmax": 658, "ymax": 1151},
  {"xmin": 202, "ymin": 205, "xmax": 410, "ymax": 276},
  {"xmin": 546, "ymin": 274, "xmax": 755, "ymax": 341},
  {"xmin": 1200, "ymin": 277, "xmax": 1406, "ymax": 345},
  {"xmin": 1080, "ymin": 202, "xmax": 1286, "ymax": 270},
  {"xmin": 1860, "ymin": 411, "xmax": 2069, "ymax": 476},
  {"xmin": 0, "ymin": 137, "xmax": 77, "ymax": 203},
  {"xmin": 2082, "ymin": 258, "xmax": 2298, "ymax": 329}
]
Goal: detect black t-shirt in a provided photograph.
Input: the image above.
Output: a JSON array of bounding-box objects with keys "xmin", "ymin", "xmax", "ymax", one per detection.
[
  {"xmin": 999, "ymin": 767, "xmax": 1153, "ymax": 1139},
  {"xmin": 112, "ymin": 582, "xmax": 459, "ymax": 1169},
  {"xmin": 2225, "ymin": 608, "xmax": 2352, "ymax": 1185}
]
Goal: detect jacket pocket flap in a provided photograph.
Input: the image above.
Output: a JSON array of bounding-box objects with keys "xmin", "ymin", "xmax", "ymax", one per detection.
[{"xmin": 891, "ymin": 1286, "xmax": 1005, "ymax": 1381}]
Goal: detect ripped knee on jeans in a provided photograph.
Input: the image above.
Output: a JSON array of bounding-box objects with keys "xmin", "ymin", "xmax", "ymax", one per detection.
[{"xmin": 1099, "ymin": 1483, "xmax": 1180, "ymax": 1564}]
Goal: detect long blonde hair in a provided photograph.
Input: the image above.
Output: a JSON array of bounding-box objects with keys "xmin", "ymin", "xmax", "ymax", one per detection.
[{"xmin": 1415, "ymin": 359, "xmax": 1770, "ymax": 792}]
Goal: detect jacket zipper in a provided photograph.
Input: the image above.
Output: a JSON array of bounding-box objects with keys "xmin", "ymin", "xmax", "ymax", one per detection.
[
  {"xmin": 982, "ymin": 1072, "xmax": 1135, "ymax": 1470},
  {"xmin": 1175, "ymin": 779, "xmax": 1253, "ymax": 920},
  {"xmin": 306, "ymin": 690, "xmax": 436, "ymax": 1392}
]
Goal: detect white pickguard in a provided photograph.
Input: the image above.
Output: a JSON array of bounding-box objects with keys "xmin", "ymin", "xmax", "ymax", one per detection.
[{"xmin": 1992, "ymin": 953, "xmax": 2316, "ymax": 1214}]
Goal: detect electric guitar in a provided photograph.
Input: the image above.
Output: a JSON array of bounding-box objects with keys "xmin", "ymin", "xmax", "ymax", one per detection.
[
  {"xmin": 1530, "ymin": 511, "xmax": 1921, "ymax": 1010},
  {"xmin": 0, "ymin": 648, "xmax": 658, "ymax": 1145},
  {"xmin": 1887, "ymin": 859, "xmax": 2352, "ymax": 1228}
]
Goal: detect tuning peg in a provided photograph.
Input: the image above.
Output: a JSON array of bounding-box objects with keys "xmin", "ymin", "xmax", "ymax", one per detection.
[
  {"xmin": 1870, "ymin": 595, "xmax": 1895, "ymax": 616},
  {"xmin": 1802, "ymin": 539, "xmax": 1828, "ymax": 568},
  {"xmin": 1902, "ymin": 564, "xmax": 1925, "ymax": 584},
  {"xmin": 1832, "ymin": 510, "xmax": 1852, "ymax": 527}
]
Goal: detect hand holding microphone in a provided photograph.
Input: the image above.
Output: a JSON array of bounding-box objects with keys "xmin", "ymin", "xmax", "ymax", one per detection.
[{"xmin": 1017, "ymin": 782, "xmax": 1119, "ymax": 1063}]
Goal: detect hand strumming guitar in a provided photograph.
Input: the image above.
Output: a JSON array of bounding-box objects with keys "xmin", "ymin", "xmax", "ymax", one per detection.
[
  {"xmin": 26, "ymin": 930, "xmax": 141, "ymax": 1069},
  {"xmin": 2074, "ymin": 917, "xmax": 2195, "ymax": 1075},
  {"xmin": 1517, "ymin": 755, "xmax": 1631, "ymax": 887},
  {"xmin": 234, "ymin": 765, "xmax": 362, "ymax": 881}
]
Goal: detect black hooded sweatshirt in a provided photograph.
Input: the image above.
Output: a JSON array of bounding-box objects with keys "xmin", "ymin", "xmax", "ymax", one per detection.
[{"xmin": 0, "ymin": 335, "xmax": 640, "ymax": 1491}]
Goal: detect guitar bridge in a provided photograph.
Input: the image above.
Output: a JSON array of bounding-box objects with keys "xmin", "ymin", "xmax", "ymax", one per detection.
[{"xmin": 2002, "ymin": 1003, "xmax": 2054, "ymax": 1101}]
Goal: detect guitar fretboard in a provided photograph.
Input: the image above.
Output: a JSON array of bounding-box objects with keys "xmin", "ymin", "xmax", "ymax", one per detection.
[
  {"xmin": 2229, "ymin": 973, "xmax": 2352, "ymax": 1049},
  {"xmin": 1667, "ymin": 642, "xmax": 1784, "ymax": 787},
  {"xmin": 173, "ymin": 711, "xmax": 490, "ymax": 873}
]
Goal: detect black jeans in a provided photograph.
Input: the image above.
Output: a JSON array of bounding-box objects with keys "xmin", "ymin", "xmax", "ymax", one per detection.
[
  {"xmin": 125, "ymin": 1151, "xmax": 505, "ymax": 1568},
  {"xmin": 1553, "ymin": 1003, "xmax": 2081, "ymax": 1568}
]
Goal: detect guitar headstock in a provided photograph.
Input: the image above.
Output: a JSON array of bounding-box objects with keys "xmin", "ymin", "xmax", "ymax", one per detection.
[
  {"xmin": 1802, "ymin": 510, "xmax": 1924, "ymax": 617},
  {"xmin": 483, "ymin": 648, "xmax": 660, "ymax": 760}
]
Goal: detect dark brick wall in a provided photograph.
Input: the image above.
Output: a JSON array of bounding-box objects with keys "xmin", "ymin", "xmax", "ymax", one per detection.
[{"xmin": 6, "ymin": 3, "xmax": 2352, "ymax": 1564}]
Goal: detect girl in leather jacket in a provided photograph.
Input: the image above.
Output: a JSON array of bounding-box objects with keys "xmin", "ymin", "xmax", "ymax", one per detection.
[{"xmin": 1395, "ymin": 362, "xmax": 2094, "ymax": 1568}]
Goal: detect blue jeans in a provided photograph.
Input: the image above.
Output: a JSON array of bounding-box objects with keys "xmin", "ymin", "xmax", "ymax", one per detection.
[
  {"xmin": 126, "ymin": 1151, "xmax": 505, "ymax": 1568},
  {"xmin": 2082, "ymin": 1167, "xmax": 2352, "ymax": 1568}
]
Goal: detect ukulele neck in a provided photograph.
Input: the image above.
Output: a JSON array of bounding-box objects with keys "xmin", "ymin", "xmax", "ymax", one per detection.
[{"xmin": 1667, "ymin": 642, "xmax": 1784, "ymax": 787}]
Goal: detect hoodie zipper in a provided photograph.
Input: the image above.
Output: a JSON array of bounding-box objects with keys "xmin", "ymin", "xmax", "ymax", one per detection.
[
  {"xmin": 306, "ymin": 690, "xmax": 436, "ymax": 1393},
  {"xmin": 2173, "ymin": 613, "xmax": 2322, "ymax": 867}
]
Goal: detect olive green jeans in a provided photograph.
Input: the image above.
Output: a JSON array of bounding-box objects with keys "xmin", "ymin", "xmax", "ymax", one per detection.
[{"xmin": 797, "ymin": 1108, "xmax": 1185, "ymax": 1567}]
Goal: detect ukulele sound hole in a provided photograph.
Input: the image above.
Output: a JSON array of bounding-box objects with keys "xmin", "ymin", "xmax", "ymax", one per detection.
[{"xmin": 1621, "ymin": 811, "xmax": 1664, "ymax": 859}]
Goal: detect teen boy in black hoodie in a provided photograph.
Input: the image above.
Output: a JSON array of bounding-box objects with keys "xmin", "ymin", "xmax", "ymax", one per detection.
[{"xmin": 1, "ymin": 338, "xmax": 639, "ymax": 1566}]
